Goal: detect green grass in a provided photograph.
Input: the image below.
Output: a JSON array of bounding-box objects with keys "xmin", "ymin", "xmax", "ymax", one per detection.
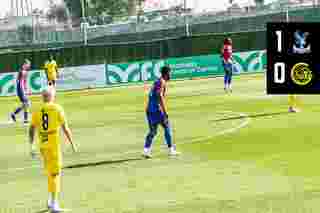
[{"xmin": 1, "ymin": 74, "xmax": 320, "ymax": 213}]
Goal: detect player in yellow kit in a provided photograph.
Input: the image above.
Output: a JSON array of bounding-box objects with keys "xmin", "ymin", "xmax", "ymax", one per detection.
[
  {"xmin": 29, "ymin": 86, "xmax": 77, "ymax": 212},
  {"xmin": 44, "ymin": 55, "xmax": 59, "ymax": 86}
]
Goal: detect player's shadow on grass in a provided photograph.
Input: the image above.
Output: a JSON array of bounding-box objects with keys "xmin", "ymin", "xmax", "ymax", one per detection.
[
  {"xmin": 34, "ymin": 209, "xmax": 49, "ymax": 213},
  {"xmin": 63, "ymin": 157, "xmax": 143, "ymax": 170},
  {"xmin": 210, "ymin": 111, "xmax": 290, "ymax": 122}
]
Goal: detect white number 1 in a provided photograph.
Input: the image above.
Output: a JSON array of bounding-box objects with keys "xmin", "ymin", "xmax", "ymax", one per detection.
[{"xmin": 276, "ymin": 30, "xmax": 282, "ymax": 52}]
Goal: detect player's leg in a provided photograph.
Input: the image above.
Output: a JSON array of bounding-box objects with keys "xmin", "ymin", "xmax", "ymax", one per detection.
[
  {"xmin": 41, "ymin": 149, "xmax": 62, "ymax": 211},
  {"xmin": 228, "ymin": 71, "xmax": 233, "ymax": 92},
  {"xmin": 11, "ymin": 86, "xmax": 25, "ymax": 122},
  {"xmin": 40, "ymin": 148, "xmax": 53, "ymax": 209},
  {"xmin": 48, "ymin": 172, "xmax": 62, "ymax": 212},
  {"xmin": 143, "ymin": 112, "xmax": 159, "ymax": 158},
  {"xmin": 160, "ymin": 117, "xmax": 180, "ymax": 156},
  {"xmin": 11, "ymin": 106, "xmax": 22, "ymax": 122},
  {"xmin": 22, "ymin": 100, "xmax": 30, "ymax": 123},
  {"xmin": 222, "ymin": 61, "xmax": 228, "ymax": 91},
  {"xmin": 20, "ymin": 93, "xmax": 30, "ymax": 123},
  {"xmin": 229, "ymin": 63, "xmax": 239, "ymax": 92},
  {"xmin": 223, "ymin": 63, "xmax": 232, "ymax": 92},
  {"xmin": 288, "ymin": 95, "xmax": 300, "ymax": 112},
  {"xmin": 224, "ymin": 73, "xmax": 229, "ymax": 92}
]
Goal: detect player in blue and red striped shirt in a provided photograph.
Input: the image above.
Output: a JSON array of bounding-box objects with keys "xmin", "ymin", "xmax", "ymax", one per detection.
[
  {"xmin": 143, "ymin": 66, "xmax": 180, "ymax": 158},
  {"xmin": 11, "ymin": 59, "xmax": 31, "ymax": 124}
]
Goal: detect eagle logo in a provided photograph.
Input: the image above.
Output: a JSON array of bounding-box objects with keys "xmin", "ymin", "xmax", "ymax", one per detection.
[{"xmin": 293, "ymin": 30, "xmax": 311, "ymax": 54}]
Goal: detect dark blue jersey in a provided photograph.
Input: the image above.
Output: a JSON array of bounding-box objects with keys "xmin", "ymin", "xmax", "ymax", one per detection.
[{"xmin": 147, "ymin": 79, "xmax": 162, "ymax": 113}]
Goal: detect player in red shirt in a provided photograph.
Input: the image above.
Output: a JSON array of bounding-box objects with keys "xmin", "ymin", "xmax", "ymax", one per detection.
[{"xmin": 221, "ymin": 38, "xmax": 239, "ymax": 92}]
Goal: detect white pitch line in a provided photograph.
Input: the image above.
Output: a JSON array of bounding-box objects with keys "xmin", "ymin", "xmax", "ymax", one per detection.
[
  {"xmin": 190, "ymin": 112, "xmax": 250, "ymax": 144},
  {"xmin": 0, "ymin": 120, "xmax": 14, "ymax": 127},
  {"xmin": 0, "ymin": 111, "xmax": 249, "ymax": 176},
  {"xmin": 214, "ymin": 113, "xmax": 250, "ymax": 137}
]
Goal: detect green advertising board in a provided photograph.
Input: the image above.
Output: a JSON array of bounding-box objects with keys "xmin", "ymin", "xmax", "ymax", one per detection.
[
  {"xmin": 0, "ymin": 70, "xmax": 44, "ymax": 96},
  {"xmin": 105, "ymin": 50, "xmax": 266, "ymax": 84},
  {"xmin": 0, "ymin": 50, "xmax": 266, "ymax": 96}
]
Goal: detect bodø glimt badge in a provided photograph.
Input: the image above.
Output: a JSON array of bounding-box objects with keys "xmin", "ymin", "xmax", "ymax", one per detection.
[{"xmin": 290, "ymin": 62, "xmax": 313, "ymax": 86}]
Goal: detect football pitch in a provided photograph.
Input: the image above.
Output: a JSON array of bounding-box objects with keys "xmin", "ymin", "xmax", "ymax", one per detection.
[{"xmin": 1, "ymin": 74, "xmax": 320, "ymax": 213}]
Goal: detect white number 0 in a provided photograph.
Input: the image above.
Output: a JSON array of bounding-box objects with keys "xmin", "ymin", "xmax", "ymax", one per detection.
[{"xmin": 274, "ymin": 62, "xmax": 285, "ymax": 84}]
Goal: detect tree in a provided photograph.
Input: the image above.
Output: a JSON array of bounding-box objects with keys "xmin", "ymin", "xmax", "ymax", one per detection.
[
  {"xmin": 254, "ymin": 0, "xmax": 264, "ymax": 7},
  {"xmin": 64, "ymin": 0, "xmax": 83, "ymax": 19},
  {"xmin": 32, "ymin": 8, "xmax": 44, "ymax": 15},
  {"xmin": 64, "ymin": 0, "xmax": 146, "ymax": 22},
  {"xmin": 128, "ymin": 0, "xmax": 137, "ymax": 16},
  {"xmin": 88, "ymin": 0, "xmax": 128, "ymax": 18},
  {"xmin": 47, "ymin": 4, "xmax": 70, "ymax": 23},
  {"xmin": 17, "ymin": 24, "xmax": 33, "ymax": 43}
]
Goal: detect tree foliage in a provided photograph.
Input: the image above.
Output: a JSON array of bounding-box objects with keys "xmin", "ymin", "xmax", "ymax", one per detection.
[
  {"xmin": 63, "ymin": 0, "xmax": 146, "ymax": 19},
  {"xmin": 254, "ymin": 0, "xmax": 264, "ymax": 6},
  {"xmin": 89, "ymin": 0, "xmax": 129, "ymax": 17},
  {"xmin": 47, "ymin": 4, "xmax": 69, "ymax": 23},
  {"xmin": 17, "ymin": 24, "xmax": 33, "ymax": 43},
  {"xmin": 63, "ymin": 0, "xmax": 83, "ymax": 19}
]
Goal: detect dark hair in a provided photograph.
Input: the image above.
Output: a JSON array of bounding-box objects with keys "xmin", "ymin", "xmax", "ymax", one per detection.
[
  {"xmin": 161, "ymin": 66, "xmax": 171, "ymax": 77},
  {"xmin": 224, "ymin": 38, "xmax": 232, "ymax": 44}
]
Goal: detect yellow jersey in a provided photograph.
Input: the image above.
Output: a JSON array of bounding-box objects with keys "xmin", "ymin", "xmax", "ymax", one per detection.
[
  {"xmin": 31, "ymin": 102, "xmax": 66, "ymax": 151},
  {"xmin": 44, "ymin": 60, "xmax": 58, "ymax": 81}
]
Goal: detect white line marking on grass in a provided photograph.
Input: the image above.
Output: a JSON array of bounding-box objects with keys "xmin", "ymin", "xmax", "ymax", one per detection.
[
  {"xmin": 1, "ymin": 111, "xmax": 250, "ymax": 176},
  {"xmin": 214, "ymin": 113, "xmax": 249, "ymax": 137},
  {"xmin": 190, "ymin": 112, "xmax": 250, "ymax": 144},
  {"xmin": 0, "ymin": 120, "xmax": 14, "ymax": 127}
]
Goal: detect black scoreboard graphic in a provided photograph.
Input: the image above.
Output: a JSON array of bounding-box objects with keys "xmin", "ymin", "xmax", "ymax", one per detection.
[{"xmin": 267, "ymin": 22, "xmax": 320, "ymax": 94}]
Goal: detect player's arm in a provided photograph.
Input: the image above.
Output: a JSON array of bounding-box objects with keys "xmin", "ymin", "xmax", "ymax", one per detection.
[
  {"xmin": 230, "ymin": 56, "xmax": 235, "ymax": 63},
  {"xmin": 29, "ymin": 112, "xmax": 39, "ymax": 158},
  {"xmin": 220, "ymin": 46, "xmax": 227, "ymax": 64},
  {"xmin": 23, "ymin": 78, "xmax": 28, "ymax": 93},
  {"xmin": 230, "ymin": 50, "xmax": 236, "ymax": 63},
  {"xmin": 55, "ymin": 62, "xmax": 59, "ymax": 78},
  {"xmin": 62, "ymin": 124, "xmax": 77, "ymax": 153},
  {"xmin": 56, "ymin": 66, "xmax": 59, "ymax": 78},
  {"xmin": 159, "ymin": 94, "xmax": 167, "ymax": 116},
  {"xmin": 158, "ymin": 81, "xmax": 168, "ymax": 117},
  {"xmin": 28, "ymin": 125, "xmax": 37, "ymax": 158},
  {"xmin": 58, "ymin": 107, "xmax": 77, "ymax": 152},
  {"xmin": 44, "ymin": 63, "xmax": 49, "ymax": 80}
]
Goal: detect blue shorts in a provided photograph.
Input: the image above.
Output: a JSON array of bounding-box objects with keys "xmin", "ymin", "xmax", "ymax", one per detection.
[
  {"xmin": 16, "ymin": 82, "xmax": 28, "ymax": 104},
  {"xmin": 223, "ymin": 61, "xmax": 240, "ymax": 75},
  {"xmin": 223, "ymin": 62, "xmax": 233, "ymax": 75},
  {"xmin": 146, "ymin": 111, "xmax": 166, "ymax": 126}
]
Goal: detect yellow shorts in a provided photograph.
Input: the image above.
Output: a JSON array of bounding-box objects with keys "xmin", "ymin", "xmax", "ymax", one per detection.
[
  {"xmin": 47, "ymin": 73, "xmax": 57, "ymax": 83},
  {"xmin": 40, "ymin": 148, "xmax": 62, "ymax": 175}
]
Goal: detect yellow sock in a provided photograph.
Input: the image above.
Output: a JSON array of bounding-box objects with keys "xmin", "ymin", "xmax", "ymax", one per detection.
[
  {"xmin": 288, "ymin": 95, "xmax": 297, "ymax": 108},
  {"xmin": 48, "ymin": 174, "xmax": 61, "ymax": 201}
]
